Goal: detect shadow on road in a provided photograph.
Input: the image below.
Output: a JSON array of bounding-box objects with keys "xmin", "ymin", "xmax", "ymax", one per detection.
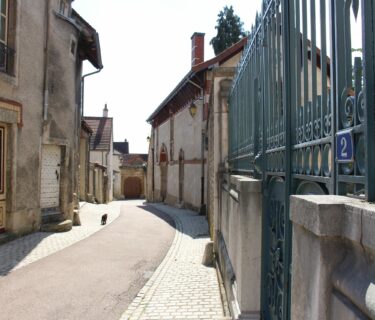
[
  {"xmin": 137, "ymin": 203, "xmax": 210, "ymax": 240},
  {"xmin": 136, "ymin": 204, "xmax": 176, "ymax": 230},
  {"xmin": 0, "ymin": 232, "xmax": 54, "ymax": 276}
]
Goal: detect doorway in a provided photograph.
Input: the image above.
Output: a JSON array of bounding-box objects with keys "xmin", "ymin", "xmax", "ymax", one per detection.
[{"xmin": 40, "ymin": 145, "xmax": 61, "ymax": 213}]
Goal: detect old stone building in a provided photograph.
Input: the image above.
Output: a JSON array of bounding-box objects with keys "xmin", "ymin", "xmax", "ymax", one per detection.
[
  {"xmin": 0, "ymin": 0, "xmax": 102, "ymax": 235},
  {"xmin": 114, "ymin": 139, "xmax": 147, "ymax": 199},
  {"xmin": 146, "ymin": 33, "xmax": 246, "ymax": 213},
  {"xmin": 84, "ymin": 105, "xmax": 113, "ymax": 203},
  {"xmin": 121, "ymin": 154, "xmax": 147, "ymax": 199}
]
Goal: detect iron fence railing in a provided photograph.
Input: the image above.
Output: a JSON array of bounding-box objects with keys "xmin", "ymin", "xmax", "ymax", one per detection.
[
  {"xmin": 228, "ymin": 0, "xmax": 375, "ymax": 202},
  {"xmin": 228, "ymin": 1, "xmax": 375, "ymax": 319}
]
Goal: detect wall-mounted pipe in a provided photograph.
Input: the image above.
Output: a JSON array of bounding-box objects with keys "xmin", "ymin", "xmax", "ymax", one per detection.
[{"xmin": 42, "ymin": 0, "xmax": 51, "ymax": 121}]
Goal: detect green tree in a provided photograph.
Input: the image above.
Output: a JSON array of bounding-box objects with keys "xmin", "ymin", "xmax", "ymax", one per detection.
[{"xmin": 210, "ymin": 6, "xmax": 246, "ymax": 55}]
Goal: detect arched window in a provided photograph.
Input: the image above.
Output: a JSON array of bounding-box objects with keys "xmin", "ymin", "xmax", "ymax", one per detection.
[
  {"xmin": 159, "ymin": 144, "xmax": 168, "ymax": 163},
  {"xmin": 179, "ymin": 149, "xmax": 184, "ymax": 203}
]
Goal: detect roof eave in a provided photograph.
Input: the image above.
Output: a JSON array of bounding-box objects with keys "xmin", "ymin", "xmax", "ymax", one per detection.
[{"xmin": 146, "ymin": 37, "xmax": 247, "ymax": 123}]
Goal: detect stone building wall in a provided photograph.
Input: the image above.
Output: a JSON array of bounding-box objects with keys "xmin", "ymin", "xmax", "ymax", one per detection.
[
  {"xmin": 150, "ymin": 100, "xmax": 205, "ymax": 211},
  {"xmin": 0, "ymin": 0, "xmax": 85, "ymax": 234}
]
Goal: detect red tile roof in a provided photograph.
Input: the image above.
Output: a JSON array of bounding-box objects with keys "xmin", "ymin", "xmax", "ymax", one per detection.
[
  {"xmin": 84, "ymin": 117, "xmax": 113, "ymax": 151},
  {"xmin": 121, "ymin": 154, "xmax": 148, "ymax": 167}
]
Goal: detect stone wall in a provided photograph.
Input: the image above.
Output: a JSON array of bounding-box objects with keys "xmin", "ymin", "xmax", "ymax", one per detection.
[
  {"xmin": 215, "ymin": 174, "xmax": 262, "ymax": 320},
  {"xmin": 290, "ymin": 195, "xmax": 375, "ymax": 320},
  {"xmin": 88, "ymin": 163, "xmax": 107, "ymax": 204},
  {"xmin": 112, "ymin": 153, "xmax": 122, "ymax": 199},
  {"xmin": 0, "ymin": 0, "xmax": 84, "ymax": 234}
]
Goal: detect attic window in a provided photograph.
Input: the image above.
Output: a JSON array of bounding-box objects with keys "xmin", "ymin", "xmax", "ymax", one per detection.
[
  {"xmin": 70, "ymin": 39, "xmax": 76, "ymax": 57},
  {"xmin": 59, "ymin": 0, "xmax": 69, "ymax": 16}
]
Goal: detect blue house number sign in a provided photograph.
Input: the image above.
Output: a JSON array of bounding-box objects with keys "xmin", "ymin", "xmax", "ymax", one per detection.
[{"xmin": 336, "ymin": 129, "xmax": 354, "ymax": 163}]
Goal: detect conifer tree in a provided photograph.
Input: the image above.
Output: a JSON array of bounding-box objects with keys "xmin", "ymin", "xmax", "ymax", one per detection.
[{"xmin": 210, "ymin": 5, "xmax": 246, "ymax": 55}]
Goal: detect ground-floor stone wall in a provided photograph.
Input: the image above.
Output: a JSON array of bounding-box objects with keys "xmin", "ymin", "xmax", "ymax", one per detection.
[
  {"xmin": 215, "ymin": 174, "xmax": 262, "ymax": 320},
  {"xmin": 151, "ymin": 161, "xmax": 204, "ymax": 212},
  {"xmin": 290, "ymin": 195, "xmax": 375, "ymax": 320},
  {"xmin": 215, "ymin": 175, "xmax": 375, "ymax": 320},
  {"xmin": 88, "ymin": 163, "xmax": 107, "ymax": 204}
]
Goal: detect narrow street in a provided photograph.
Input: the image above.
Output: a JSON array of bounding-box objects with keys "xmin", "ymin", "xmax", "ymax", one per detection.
[{"xmin": 0, "ymin": 201, "xmax": 176, "ymax": 320}]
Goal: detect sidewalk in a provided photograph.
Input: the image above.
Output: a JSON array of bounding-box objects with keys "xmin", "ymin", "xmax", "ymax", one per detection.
[
  {"xmin": 0, "ymin": 201, "xmax": 121, "ymax": 276},
  {"xmin": 120, "ymin": 203, "xmax": 230, "ymax": 320}
]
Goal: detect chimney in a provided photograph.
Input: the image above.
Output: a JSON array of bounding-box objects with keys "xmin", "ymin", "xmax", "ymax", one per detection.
[
  {"xmin": 103, "ymin": 103, "xmax": 108, "ymax": 117},
  {"xmin": 124, "ymin": 139, "xmax": 129, "ymax": 154},
  {"xmin": 191, "ymin": 32, "xmax": 205, "ymax": 67}
]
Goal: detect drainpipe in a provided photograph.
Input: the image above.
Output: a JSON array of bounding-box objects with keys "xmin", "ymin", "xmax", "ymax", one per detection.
[
  {"xmin": 42, "ymin": 0, "xmax": 51, "ymax": 121},
  {"xmin": 188, "ymin": 79, "xmax": 206, "ymax": 215},
  {"xmin": 152, "ymin": 146, "xmax": 155, "ymax": 200},
  {"xmin": 81, "ymin": 68, "xmax": 102, "ymax": 117}
]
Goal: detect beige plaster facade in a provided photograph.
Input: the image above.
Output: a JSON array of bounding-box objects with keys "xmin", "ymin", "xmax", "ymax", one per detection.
[
  {"xmin": 0, "ymin": 0, "xmax": 102, "ymax": 235},
  {"xmin": 112, "ymin": 150, "xmax": 122, "ymax": 199},
  {"xmin": 150, "ymin": 100, "xmax": 206, "ymax": 211},
  {"xmin": 146, "ymin": 34, "xmax": 246, "ymax": 214}
]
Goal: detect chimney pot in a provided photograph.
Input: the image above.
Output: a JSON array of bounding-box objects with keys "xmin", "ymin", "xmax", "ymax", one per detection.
[
  {"xmin": 191, "ymin": 32, "xmax": 205, "ymax": 67},
  {"xmin": 103, "ymin": 103, "xmax": 108, "ymax": 117}
]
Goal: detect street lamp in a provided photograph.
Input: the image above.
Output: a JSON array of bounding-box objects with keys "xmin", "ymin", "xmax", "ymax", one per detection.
[{"xmin": 189, "ymin": 102, "xmax": 197, "ymax": 117}]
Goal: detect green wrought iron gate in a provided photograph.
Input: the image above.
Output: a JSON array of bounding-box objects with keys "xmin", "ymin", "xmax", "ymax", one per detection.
[{"xmin": 228, "ymin": 0, "xmax": 375, "ymax": 319}]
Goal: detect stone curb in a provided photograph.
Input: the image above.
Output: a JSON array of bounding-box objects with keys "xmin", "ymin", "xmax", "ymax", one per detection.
[{"xmin": 119, "ymin": 206, "xmax": 183, "ymax": 320}]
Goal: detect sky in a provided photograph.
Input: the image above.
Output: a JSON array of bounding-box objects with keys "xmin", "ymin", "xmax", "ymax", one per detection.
[{"xmin": 72, "ymin": 0, "xmax": 262, "ymax": 154}]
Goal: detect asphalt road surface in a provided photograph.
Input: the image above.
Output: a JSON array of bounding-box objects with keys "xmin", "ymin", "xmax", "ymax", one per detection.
[{"xmin": 0, "ymin": 202, "xmax": 176, "ymax": 320}]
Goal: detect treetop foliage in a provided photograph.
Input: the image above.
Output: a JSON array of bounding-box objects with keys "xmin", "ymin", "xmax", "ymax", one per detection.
[{"xmin": 210, "ymin": 5, "xmax": 247, "ymax": 55}]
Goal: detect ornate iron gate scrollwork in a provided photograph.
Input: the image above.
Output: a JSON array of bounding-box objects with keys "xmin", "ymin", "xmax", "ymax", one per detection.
[{"xmin": 263, "ymin": 177, "xmax": 286, "ymax": 320}]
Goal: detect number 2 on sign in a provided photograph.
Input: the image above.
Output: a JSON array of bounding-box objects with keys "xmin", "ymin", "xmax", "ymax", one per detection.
[{"xmin": 340, "ymin": 136, "xmax": 348, "ymax": 158}]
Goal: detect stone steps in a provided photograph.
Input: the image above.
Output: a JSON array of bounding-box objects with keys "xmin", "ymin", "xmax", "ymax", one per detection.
[
  {"xmin": 41, "ymin": 211, "xmax": 64, "ymax": 224},
  {"xmin": 40, "ymin": 219, "xmax": 72, "ymax": 233},
  {"xmin": 41, "ymin": 209, "xmax": 72, "ymax": 233},
  {"xmin": 0, "ymin": 232, "xmax": 15, "ymax": 245}
]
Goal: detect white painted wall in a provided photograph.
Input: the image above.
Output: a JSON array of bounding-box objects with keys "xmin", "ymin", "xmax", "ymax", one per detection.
[{"xmin": 152, "ymin": 99, "xmax": 204, "ymax": 209}]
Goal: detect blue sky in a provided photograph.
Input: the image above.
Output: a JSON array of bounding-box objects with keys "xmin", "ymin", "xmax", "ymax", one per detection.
[{"xmin": 73, "ymin": 0, "xmax": 262, "ymax": 153}]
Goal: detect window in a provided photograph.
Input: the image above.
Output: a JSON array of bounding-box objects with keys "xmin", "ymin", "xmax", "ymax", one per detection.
[
  {"xmin": 0, "ymin": 0, "xmax": 8, "ymax": 71},
  {"xmin": 0, "ymin": 0, "xmax": 15, "ymax": 75},
  {"xmin": 59, "ymin": 0, "xmax": 70, "ymax": 16},
  {"xmin": 70, "ymin": 39, "xmax": 76, "ymax": 57},
  {"xmin": 0, "ymin": 127, "xmax": 5, "ymax": 194}
]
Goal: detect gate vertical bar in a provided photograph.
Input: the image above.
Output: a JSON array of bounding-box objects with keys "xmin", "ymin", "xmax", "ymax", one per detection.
[
  {"xmin": 260, "ymin": 1, "xmax": 267, "ymax": 316},
  {"xmin": 362, "ymin": 0, "xmax": 375, "ymax": 201},
  {"xmin": 282, "ymin": 0, "xmax": 292, "ymax": 317},
  {"xmin": 333, "ymin": 0, "xmax": 345, "ymax": 195}
]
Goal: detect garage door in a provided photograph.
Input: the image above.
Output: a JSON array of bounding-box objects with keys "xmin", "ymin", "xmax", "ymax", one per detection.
[{"xmin": 40, "ymin": 145, "xmax": 61, "ymax": 210}]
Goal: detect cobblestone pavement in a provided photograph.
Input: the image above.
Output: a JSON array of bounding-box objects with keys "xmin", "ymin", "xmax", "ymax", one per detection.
[
  {"xmin": 120, "ymin": 203, "xmax": 229, "ymax": 320},
  {"xmin": 0, "ymin": 201, "xmax": 121, "ymax": 276}
]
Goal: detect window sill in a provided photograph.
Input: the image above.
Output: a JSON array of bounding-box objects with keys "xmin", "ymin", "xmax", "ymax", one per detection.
[{"xmin": 0, "ymin": 71, "xmax": 17, "ymax": 87}]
